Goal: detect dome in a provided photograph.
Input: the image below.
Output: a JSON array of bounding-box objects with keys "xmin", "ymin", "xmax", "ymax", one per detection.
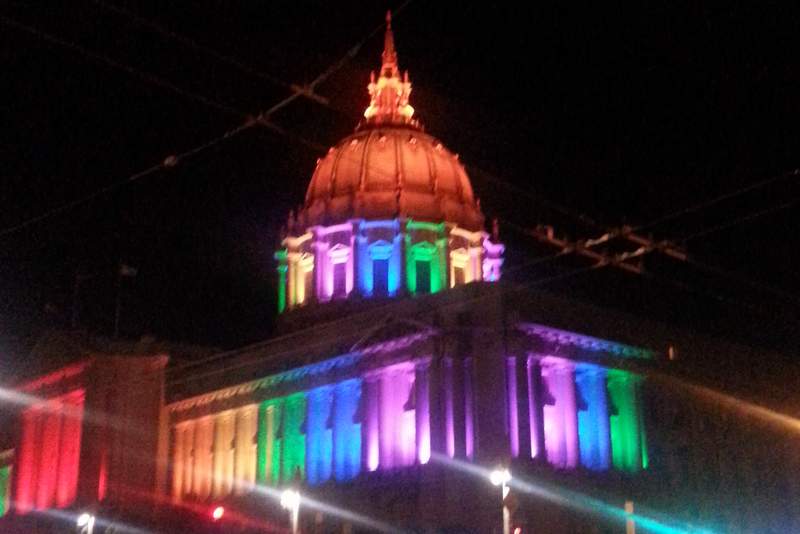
[
  {"xmin": 296, "ymin": 11, "xmax": 484, "ymax": 232},
  {"xmin": 301, "ymin": 127, "xmax": 484, "ymax": 231},
  {"xmin": 274, "ymin": 12, "xmax": 504, "ymax": 315}
]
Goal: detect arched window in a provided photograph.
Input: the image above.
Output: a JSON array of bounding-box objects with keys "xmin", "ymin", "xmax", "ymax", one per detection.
[
  {"xmin": 356, "ymin": 220, "xmax": 402, "ymax": 298},
  {"xmin": 405, "ymin": 241, "xmax": 442, "ymax": 295}
]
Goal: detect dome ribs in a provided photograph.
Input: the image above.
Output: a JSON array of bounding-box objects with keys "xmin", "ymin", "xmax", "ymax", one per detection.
[{"xmin": 299, "ymin": 130, "xmax": 483, "ymax": 230}]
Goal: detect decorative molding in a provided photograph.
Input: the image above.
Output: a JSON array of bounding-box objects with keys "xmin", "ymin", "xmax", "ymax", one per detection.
[
  {"xmin": 18, "ymin": 360, "xmax": 90, "ymax": 392},
  {"xmin": 167, "ymin": 330, "xmax": 434, "ymax": 413},
  {"xmin": 518, "ymin": 322, "xmax": 656, "ymax": 359}
]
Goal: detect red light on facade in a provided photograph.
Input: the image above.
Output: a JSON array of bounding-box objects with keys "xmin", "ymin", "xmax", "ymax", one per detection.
[{"xmin": 211, "ymin": 506, "xmax": 224, "ymax": 521}]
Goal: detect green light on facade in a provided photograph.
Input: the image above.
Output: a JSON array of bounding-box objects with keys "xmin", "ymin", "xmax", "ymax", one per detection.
[
  {"xmin": 282, "ymin": 392, "xmax": 307, "ymax": 482},
  {"xmin": 257, "ymin": 393, "xmax": 307, "ymax": 484},
  {"xmin": 257, "ymin": 399, "xmax": 284, "ymax": 484},
  {"xmin": 404, "ymin": 221, "xmax": 446, "ymax": 295},
  {"xmin": 274, "ymin": 249, "xmax": 288, "ymax": 314},
  {"xmin": 0, "ymin": 465, "xmax": 10, "ymax": 517},
  {"xmin": 607, "ymin": 370, "xmax": 645, "ymax": 472}
]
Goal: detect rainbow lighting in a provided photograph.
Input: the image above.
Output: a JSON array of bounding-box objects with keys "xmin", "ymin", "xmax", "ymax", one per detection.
[
  {"xmin": 170, "ymin": 354, "xmax": 434, "ymax": 499},
  {"xmin": 274, "ymin": 12, "xmax": 503, "ymax": 312},
  {"xmin": 518, "ymin": 323, "xmax": 650, "ymax": 473},
  {"xmin": 2, "ymin": 13, "xmax": 665, "ymax": 532},
  {"xmin": 166, "ymin": 323, "xmax": 650, "ymax": 505}
]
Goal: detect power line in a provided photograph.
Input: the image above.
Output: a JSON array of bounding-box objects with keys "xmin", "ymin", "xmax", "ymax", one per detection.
[
  {"xmin": 167, "ymin": 259, "xmax": 598, "ymax": 387},
  {"xmin": 0, "ymin": 4, "xmax": 411, "ymax": 237},
  {"xmin": 90, "ymin": 0, "xmax": 287, "ymax": 89},
  {"xmin": 0, "ymin": 122, "xmax": 256, "ymax": 238},
  {"xmin": 7, "ymin": 5, "xmax": 796, "ymax": 353},
  {"xmin": 633, "ymin": 167, "xmax": 800, "ymax": 234},
  {"xmin": 89, "ymin": 0, "xmax": 330, "ymax": 107},
  {"xmin": 0, "ymin": 14, "xmax": 247, "ymax": 117},
  {"xmin": 678, "ymin": 196, "xmax": 800, "ymax": 243}
]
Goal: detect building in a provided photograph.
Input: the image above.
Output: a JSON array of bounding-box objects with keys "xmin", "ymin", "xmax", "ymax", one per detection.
[{"xmin": 1, "ymin": 13, "xmax": 799, "ymax": 534}]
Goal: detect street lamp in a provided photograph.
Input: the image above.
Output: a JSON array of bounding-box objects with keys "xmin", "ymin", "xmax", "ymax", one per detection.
[
  {"xmin": 77, "ymin": 512, "xmax": 95, "ymax": 534},
  {"xmin": 489, "ymin": 468, "xmax": 512, "ymax": 534},
  {"xmin": 280, "ymin": 489, "xmax": 301, "ymax": 534}
]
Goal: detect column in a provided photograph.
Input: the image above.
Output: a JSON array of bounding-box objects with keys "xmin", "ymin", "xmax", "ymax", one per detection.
[
  {"xmin": 363, "ymin": 375, "xmax": 380, "ymax": 472},
  {"xmin": 415, "ymin": 359, "xmax": 431, "ymax": 464},
  {"xmin": 333, "ymin": 379, "xmax": 362, "ymax": 481}
]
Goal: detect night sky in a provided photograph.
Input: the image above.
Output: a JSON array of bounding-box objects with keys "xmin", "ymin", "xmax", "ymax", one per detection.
[{"xmin": 2, "ymin": 2, "xmax": 799, "ymax": 372}]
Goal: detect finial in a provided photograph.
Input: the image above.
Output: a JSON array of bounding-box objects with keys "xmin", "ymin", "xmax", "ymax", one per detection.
[
  {"xmin": 362, "ymin": 10, "xmax": 416, "ymax": 127},
  {"xmin": 382, "ymin": 10, "xmax": 397, "ymax": 73}
]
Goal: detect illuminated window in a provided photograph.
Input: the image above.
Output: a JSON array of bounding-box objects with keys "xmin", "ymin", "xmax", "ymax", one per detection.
[
  {"xmin": 373, "ymin": 258, "xmax": 389, "ymax": 296},
  {"xmin": 405, "ymin": 222, "xmax": 445, "ymax": 295},
  {"xmin": 415, "ymin": 259, "xmax": 431, "ymax": 294},
  {"xmin": 333, "ymin": 262, "xmax": 347, "ymax": 299},
  {"xmin": 453, "ymin": 266, "xmax": 465, "ymax": 286}
]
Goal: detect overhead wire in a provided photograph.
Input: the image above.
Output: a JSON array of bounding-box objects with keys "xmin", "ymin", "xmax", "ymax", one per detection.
[
  {"xmin": 4, "ymin": 3, "xmax": 796, "ymax": 370},
  {"xmin": 0, "ymin": 3, "xmax": 413, "ymax": 237},
  {"xmin": 89, "ymin": 0, "xmax": 295, "ymax": 93},
  {"xmin": 166, "ymin": 256, "xmax": 596, "ymax": 387},
  {"xmin": 632, "ymin": 167, "xmax": 800, "ymax": 234}
]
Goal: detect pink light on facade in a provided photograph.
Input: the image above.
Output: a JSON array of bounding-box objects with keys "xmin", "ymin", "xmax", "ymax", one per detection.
[
  {"xmin": 415, "ymin": 360, "xmax": 431, "ymax": 465},
  {"xmin": 540, "ymin": 357, "xmax": 578, "ymax": 468},
  {"xmin": 464, "ymin": 358, "xmax": 475, "ymax": 459},
  {"xmin": 506, "ymin": 358, "xmax": 520, "ymax": 457},
  {"xmin": 526, "ymin": 357, "xmax": 541, "ymax": 459},
  {"xmin": 365, "ymin": 377, "xmax": 380, "ymax": 472},
  {"xmin": 482, "ymin": 239, "xmax": 505, "ymax": 282},
  {"xmin": 378, "ymin": 363, "xmax": 416, "ymax": 469},
  {"xmin": 444, "ymin": 358, "xmax": 455, "ymax": 458}
]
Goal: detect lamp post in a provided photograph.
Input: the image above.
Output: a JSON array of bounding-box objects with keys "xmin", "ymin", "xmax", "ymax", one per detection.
[
  {"xmin": 489, "ymin": 468, "xmax": 512, "ymax": 534},
  {"xmin": 281, "ymin": 489, "xmax": 301, "ymax": 534},
  {"xmin": 76, "ymin": 513, "xmax": 95, "ymax": 534}
]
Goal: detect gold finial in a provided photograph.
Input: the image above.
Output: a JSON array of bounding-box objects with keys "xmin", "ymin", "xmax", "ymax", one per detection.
[{"xmin": 382, "ymin": 10, "xmax": 398, "ymax": 75}]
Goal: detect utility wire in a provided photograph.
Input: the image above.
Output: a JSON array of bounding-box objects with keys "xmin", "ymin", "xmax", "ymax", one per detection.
[
  {"xmin": 678, "ymin": 196, "xmax": 800, "ymax": 243},
  {"xmin": 633, "ymin": 167, "xmax": 800, "ymax": 234},
  {"xmin": 0, "ymin": 4, "xmax": 408, "ymax": 237},
  {"xmin": 5, "ymin": 5, "xmax": 794, "ymax": 357},
  {"xmin": 89, "ymin": 0, "xmax": 295, "ymax": 93},
  {"xmin": 0, "ymin": 14, "xmax": 243, "ymax": 117},
  {"xmin": 167, "ymin": 258, "xmax": 596, "ymax": 387},
  {"xmin": 0, "ymin": 123, "xmax": 255, "ymax": 238}
]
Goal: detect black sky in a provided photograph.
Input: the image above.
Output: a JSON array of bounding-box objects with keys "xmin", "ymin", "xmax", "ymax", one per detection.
[{"xmin": 2, "ymin": 2, "xmax": 799, "ymax": 368}]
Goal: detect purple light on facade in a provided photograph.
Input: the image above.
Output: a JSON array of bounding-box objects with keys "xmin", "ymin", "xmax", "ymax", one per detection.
[
  {"xmin": 526, "ymin": 356, "xmax": 541, "ymax": 459},
  {"xmin": 365, "ymin": 376, "xmax": 380, "ymax": 471},
  {"xmin": 506, "ymin": 357, "xmax": 520, "ymax": 457},
  {"xmin": 540, "ymin": 357, "xmax": 578, "ymax": 468},
  {"xmin": 378, "ymin": 363, "xmax": 416, "ymax": 469},
  {"xmin": 444, "ymin": 358, "xmax": 455, "ymax": 458},
  {"xmin": 312, "ymin": 222, "xmax": 354, "ymax": 301},
  {"xmin": 415, "ymin": 360, "xmax": 431, "ymax": 465},
  {"xmin": 464, "ymin": 357, "xmax": 475, "ymax": 459}
]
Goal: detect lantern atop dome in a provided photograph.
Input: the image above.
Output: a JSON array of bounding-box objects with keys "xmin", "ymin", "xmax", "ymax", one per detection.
[{"xmin": 363, "ymin": 11, "xmax": 417, "ymax": 127}]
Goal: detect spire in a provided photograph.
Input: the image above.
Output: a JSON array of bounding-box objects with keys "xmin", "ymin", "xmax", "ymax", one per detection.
[
  {"xmin": 362, "ymin": 11, "xmax": 417, "ymax": 128},
  {"xmin": 382, "ymin": 11, "xmax": 398, "ymax": 77}
]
